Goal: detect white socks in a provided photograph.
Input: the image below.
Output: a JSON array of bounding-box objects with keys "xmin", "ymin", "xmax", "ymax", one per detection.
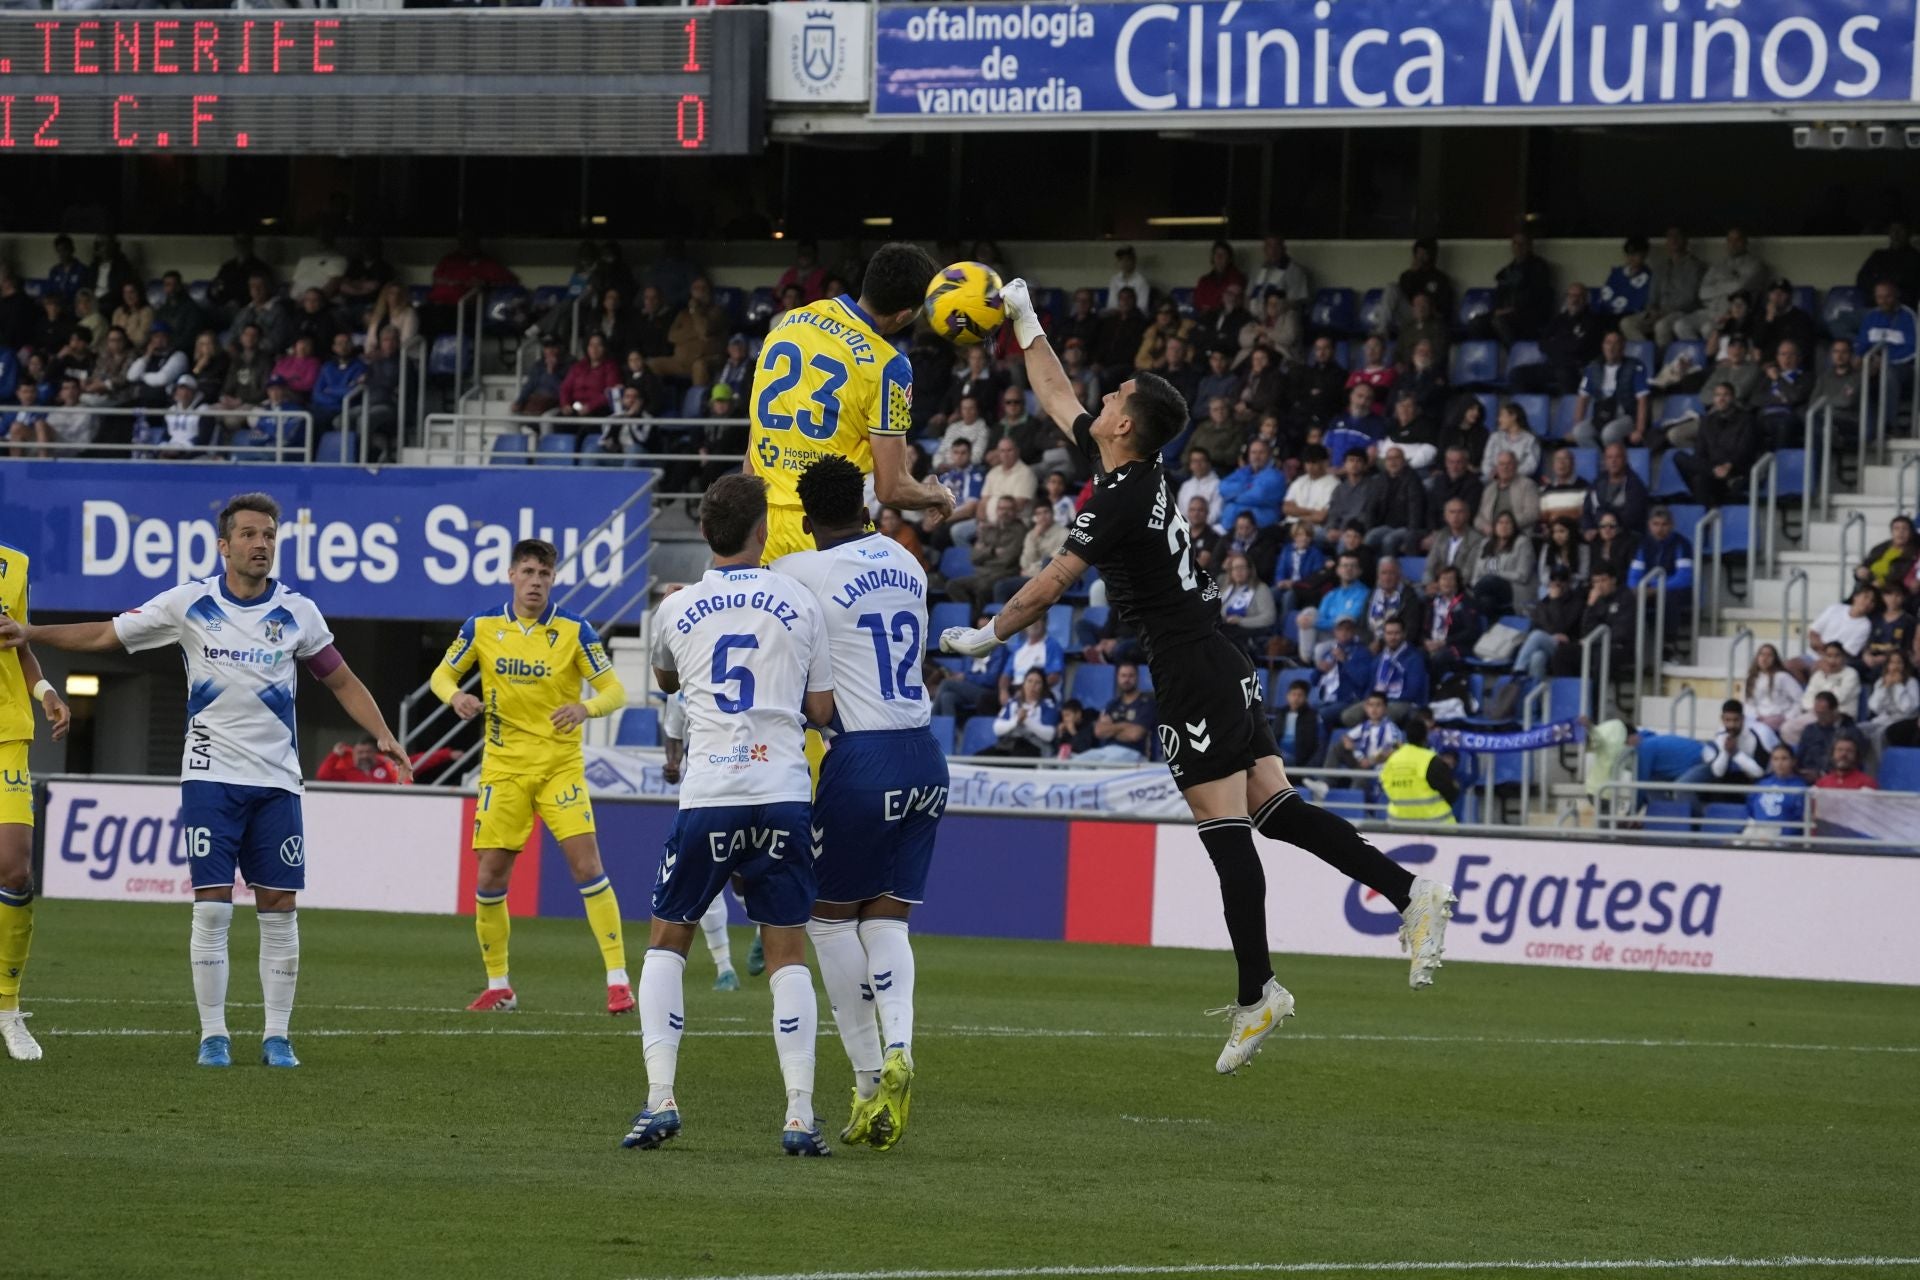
[
  {"xmin": 768, "ymin": 963, "xmax": 818, "ymax": 1129},
  {"xmin": 638, "ymin": 948, "xmax": 686, "ymax": 1110},
  {"xmin": 806, "ymin": 916, "xmax": 882, "ymax": 1098},
  {"xmin": 257, "ymin": 910, "xmax": 300, "ymax": 1041},
  {"xmin": 190, "ymin": 900, "xmax": 233, "ymax": 1040},
  {"xmin": 859, "ymin": 917, "xmax": 916, "ymax": 1051},
  {"xmin": 700, "ymin": 896, "xmax": 733, "ymax": 973}
]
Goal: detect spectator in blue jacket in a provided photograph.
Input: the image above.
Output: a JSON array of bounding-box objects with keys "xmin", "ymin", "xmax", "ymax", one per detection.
[
  {"xmin": 46, "ymin": 234, "xmax": 88, "ymax": 303},
  {"xmin": 1337, "ymin": 615, "xmax": 1429, "ymax": 727},
  {"xmin": 310, "ymin": 332, "xmax": 367, "ymax": 434},
  {"xmin": 1862, "ymin": 278, "xmax": 1917, "ymax": 405},
  {"xmin": 1324, "ymin": 383, "xmax": 1384, "ymax": 466},
  {"xmin": 1627, "ymin": 506, "xmax": 1694, "ymax": 592},
  {"xmin": 1742, "ymin": 743, "xmax": 1810, "ymax": 839},
  {"xmin": 1298, "ymin": 552, "xmax": 1371, "ymax": 656},
  {"xmin": 1272, "ymin": 520, "xmax": 1327, "ymax": 616},
  {"xmin": 1570, "ymin": 330, "xmax": 1651, "ymax": 447},
  {"xmin": 1309, "ymin": 615, "xmax": 1373, "ymax": 729},
  {"xmin": 237, "ymin": 376, "xmax": 308, "ymax": 454},
  {"xmin": 1597, "ymin": 234, "xmax": 1653, "ymax": 323},
  {"xmin": 1217, "ymin": 436, "xmax": 1285, "ymax": 527}
]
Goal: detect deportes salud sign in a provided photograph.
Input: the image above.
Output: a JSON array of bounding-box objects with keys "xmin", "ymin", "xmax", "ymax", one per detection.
[
  {"xmin": 874, "ymin": 0, "xmax": 1920, "ymax": 122},
  {"xmin": 0, "ymin": 462, "xmax": 650, "ymax": 623}
]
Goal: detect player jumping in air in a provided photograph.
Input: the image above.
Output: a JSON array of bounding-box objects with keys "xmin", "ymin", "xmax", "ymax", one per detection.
[
  {"xmin": 660, "ymin": 689, "xmax": 741, "ymax": 992},
  {"xmin": 432, "ymin": 538, "xmax": 633, "ymax": 1015},
  {"xmin": 0, "ymin": 537, "xmax": 71, "ymax": 1062},
  {"xmin": 775, "ymin": 456, "xmax": 948, "ymax": 1149},
  {"xmin": 749, "ymin": 241, "xmax": 955, "ymax": 564},
  {"xmin": 0, "ymin": 492, "xmax": 411, "ymax": 1069},
  {"xmin": 941, "ymin": 284, "xmax": 1455, "ymax": 1075},
  {"xmin": 625, "ymin": 474, "xmax": 837, "ymax": 1156}
]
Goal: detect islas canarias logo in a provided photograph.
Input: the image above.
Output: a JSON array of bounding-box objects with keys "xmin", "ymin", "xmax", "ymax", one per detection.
[{"xmin": 707, "ymin": 743, "xmax": 770, "ymax": 766}]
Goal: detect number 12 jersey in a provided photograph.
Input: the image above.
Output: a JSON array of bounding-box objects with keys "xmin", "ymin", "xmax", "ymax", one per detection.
[
  {"xmin": 774, "ymin": 533, "xmax": 931, "ymax": 734},
  {"xmin": 648, "ymin": 566, "xmax": 833, "ymax": 811}
]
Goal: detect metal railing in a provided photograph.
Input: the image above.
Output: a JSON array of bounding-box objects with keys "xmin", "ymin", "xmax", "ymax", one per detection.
[
  {"xmin": 1689, "ymin": 506, "xmax": 1723, "ymax": 644},
  {"xmin": 1748, "ymin": 450, "xmax": 1778, "ymax": 577},
  {"xmin": 396, "ymin": 471, "xmax": 661, "ymax": 782},
  {"xmin": 420, "ymin": 409, "xmax": 744, "ymax": 469},
  {"xmin": 1668, "ymin": 684, "xmax": 1697, "ymax": 738},
  {"xmin": 1859, "ymin": 342, "xmax": 1888, "ymax": 480},
  {"xmin": 1838, "ymin": 510, "xmax": 1869, "ymax": 606},
  {"xmin": 1806, "ymin": 394, "xmax": 1834, "ymax": 522},
  {"xmin": 1517, "ymin": 678, "xmax": 1551, "ymax": 818},
  {"xmin": 1780, "ymin": 567, "xmax": 1810, "ymax": 654},
  {"xmin": 450, "ymin": 286, "xmax": 484, "ymax": 410},
  {"xmin": 1724, "ymin": 625, "xmax": 1755, "ymax": 699},
  {"xmin": 1578, "ymin": 623, "xmax": 1612, "ymax": 719},
  {"xmin": 0, "ymin": 404, "xmax": 314, "ymax": 463},
  {"xmin": 1632, "ymin": 566, "xmax": 1667, "ymax": 714},
  {"xmin": 1897, "ymin": 451, "xmax": 1920, "ymax": 518}
]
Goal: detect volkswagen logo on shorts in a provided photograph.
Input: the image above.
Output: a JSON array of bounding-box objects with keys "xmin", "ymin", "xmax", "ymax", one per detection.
[
  {"xmin": 1157, "ymin": 723, "xmax": 1181, "ymax": 761},
  {"xmin": 279, "ymin": 835, "xmax": 305, "ymax": 867}
]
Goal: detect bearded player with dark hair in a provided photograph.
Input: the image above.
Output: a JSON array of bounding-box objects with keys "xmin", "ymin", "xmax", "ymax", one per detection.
[{"xmin": 941, "ymin": 281, "xmax": 1456, "ymax": 1075}]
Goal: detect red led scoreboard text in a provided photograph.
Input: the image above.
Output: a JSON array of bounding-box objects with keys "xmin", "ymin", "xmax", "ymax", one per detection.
[{"xmin": 0, "ymin": 11, "xmax": 764, "ymax": 156}]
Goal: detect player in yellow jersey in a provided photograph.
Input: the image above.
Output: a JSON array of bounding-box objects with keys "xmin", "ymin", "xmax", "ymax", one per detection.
[
  {"xmin": 750, "ymin": 242, "xmax": 957, "ymax": 564},
  {"xmin": 431, "ymin": 538, "xmax": 633, "ymax": 1015},
  {"xmin": 0, "ymin": 539, "xmax": 70, "ymax": 1061}
]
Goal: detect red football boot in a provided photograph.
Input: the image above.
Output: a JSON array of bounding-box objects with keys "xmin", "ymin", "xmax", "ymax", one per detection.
[
  {"xmin": 466, "ymin": 987, "xmax": 518, "ymax": 1012},
  {"xmin": 607, "ymin": 982, "xmax": 636, "ymax": 1016}
]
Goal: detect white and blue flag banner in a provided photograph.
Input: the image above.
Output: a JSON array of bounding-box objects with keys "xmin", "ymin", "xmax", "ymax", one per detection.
[
  {"xmin": 0, "ymin": 462, "xmax": 650, "ymax": 622},
  {"xmin": 875, "ymin": 0, "xmax": 1917, "ymax": 121},
  {"xmin": 1433, "ymin": 719, "xmax": 1585, "ymax": 754}
]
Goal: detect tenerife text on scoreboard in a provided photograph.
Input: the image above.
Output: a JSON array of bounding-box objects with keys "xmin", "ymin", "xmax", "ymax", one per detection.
[{"xmin": 873, "ymin": 0, "xmax": 1920, "ymax": 122}]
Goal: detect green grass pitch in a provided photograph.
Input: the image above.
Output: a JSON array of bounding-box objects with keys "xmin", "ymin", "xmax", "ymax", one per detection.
[{"xmin": 5, "ymin": 900, "xmax": 1918, "ymax": 1280}]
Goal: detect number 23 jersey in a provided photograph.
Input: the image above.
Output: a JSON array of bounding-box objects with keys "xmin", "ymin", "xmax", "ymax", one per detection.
[
  {"xmin": 649, "ymin": 566, "xmax": 833, "ymax": 810},
  {"xmin": 748, "ymin": 295, "xmax": 913, "ymax": 516},
  {"xmin": 1068, "ymin": 414, "xmax": 1220, "ymax": 662}
]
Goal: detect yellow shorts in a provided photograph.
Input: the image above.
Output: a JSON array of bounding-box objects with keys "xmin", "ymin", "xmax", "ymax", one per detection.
[
  {"xmin": 0, "ymin": 741, "xmax": 29, "ymax": 828},
  {"xmin": 474, "ymin": 763, "xmax": 596, "ymax": 849},
  {"xmin": 761, "ymin": 506, "xmax": 816, "ymax": 565}
]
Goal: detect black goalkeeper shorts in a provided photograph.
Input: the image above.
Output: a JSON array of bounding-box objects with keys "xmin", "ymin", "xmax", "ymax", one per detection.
[{"xmin": 1147, "ymin": 633, "xmax": 1278, "ymax": 792}]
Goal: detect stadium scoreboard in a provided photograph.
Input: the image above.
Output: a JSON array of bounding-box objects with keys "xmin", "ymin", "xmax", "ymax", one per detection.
[{"xmin": 0, "ymin": 10, "xmax": 766, "ymax": 155}]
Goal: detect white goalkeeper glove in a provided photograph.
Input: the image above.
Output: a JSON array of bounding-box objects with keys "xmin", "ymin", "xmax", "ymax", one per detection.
[
  {"xmin": 999, "ymin": 278, "xmax": 1046, "ymax": 349},
  {"xmin": 941, "ymin": 623, "xmax": 1003, "ymax": 658}
]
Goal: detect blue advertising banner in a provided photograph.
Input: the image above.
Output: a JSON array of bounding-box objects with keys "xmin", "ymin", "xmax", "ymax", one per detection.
[
  {"xmin": 0, "ymin": 463, "xmax": 651, "ymax": 622},
  {"xmin": 874, "ymin": 0, "xmax": 1918, "ymax": 121},
  {"xmin": 1432, "ymin": 719, "xmax": 1585, "ymax": 753}
]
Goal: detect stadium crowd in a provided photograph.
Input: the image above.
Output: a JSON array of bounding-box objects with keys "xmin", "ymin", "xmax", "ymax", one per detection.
[{"xmin": 8, "ymin": 224, "xmax": 1920, "ymax": 796}]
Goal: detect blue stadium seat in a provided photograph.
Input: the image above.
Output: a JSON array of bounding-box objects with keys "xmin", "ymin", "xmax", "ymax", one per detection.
[
  {"xmin": 427, "ymin": 334, "xmax": 467, "ymax": 378},
  {"xmin": 1791, "ymin": 286, "xmax": 1817, "ymax": 319},
  {"xmin": 1062, "ymin": 564, "xmax": 1099, "ymax": 603},
  {"xmin": 1451, "ymin": 341, "xmax": 1501, "ymax": 388},
  {"xmin": 930, "ymin": 602, "xmax": 972, "ymax": 636},
  {"xmin": 1776, "ymin": 448, "xmax": 1808, "ymax": 498},
  {"xmin": 1569, "ymin": 446, "xmax": 1600, "ymax": 483},
  {"xmin": 145, "ymin": 279, "xmax": 165, "ymax": 308},
  {"xmin": 1069, "ymin": 663, "xmax": 1115, "ymax": 707},
  {"xmin": 1077, "ymin": 605, "xmax": 1109, "ymax": 637},
  {"xmin": 927, "ymin": 714, "xmax": 956, "ymax": 754},
  {"xmin": 959, "ymin": 717, "xmax": 1000, "ymax": 756},
  {"xmin": 1168, "ymin": 286, "xmax": 1195, "ymax": 316},
  {"xmin": 1475, "ymin": 392, "xmax": 1499, "ymax": 425},
  {"xmin": 1878, "ymin": 747, "xmax": 1920, "ymax": 792},
  {"xmin": 916, "ymin": 437, "xmax": 940, "ymax": 456},
  {"xmin": 1651, "ymin": 452, "xmax": 1690, "ymax": 499},
  {"xmin": 1665, "ymin": 504, "xmax": 1708, "ymax": 548},
  {"xmin": 1358, "ymin": 288, "xmax": 1389, "ymax": 334},
  {"xmin": 1717, "ymin": 504, "xmax": 1752, "ymax": 557},
  {"xmin": 1136, "ymin": 665, "xmax": 1155, "ymax": 692},
  {"xmin": 1456, "ymin": 288, "xmax": 1494, "ymax": 332},
  {"xmin": 1322, "ymin": 788, "xmax": 1369, "ymax": 820},
  {"xmin": 1551, "ymin": 394, "xmax": 1581, "ymax": 440},
  {"xmin": 21, "ymin": 278, "xmax": 44, "ymax": 299},
  {"xmin": 615, "ymin": 707, "xmax": 660, "ymax": 747},
  {"xmin": 1627, "ymin": 446, "xmax": 1651, "ymax": 479},
  {"xmin": 1398, "ymin": 555, "xmax": 1426, "ymax": 582},
  {"xmin": 1047, "ymin": 604, "xmax": 1073, "ymax": 649},
  {"xmin": 1506, "ymin": 341, "xmax": 1545, "ymax": 374},
  {"xmin": 748, "ymin": 286, "xmax": 777, "ymax": 324},
  {"xmin": 1034, "ymin": 287, "xmax": 1066, "ymax": 318},
  {"xmin": 535, "ymin": 432, "xmax": 578, "ymax": 466},
  {"xmin": 577, "ymin": 432, "xmax": 618, "ymax": 465},
  {"xmin": 711, "ymin": 286, "xmax": 745, "ymax": 328},
  {"xmin": 1274, "ymin": 669, "xmax": 1313, "ymax": 695},
  {"xmin": 1158, "ymin": 423, "xmax": 1195, "ymax": 467},
  {"xmin": 938, "ymin": 544, "xmax": 973, "ymax": 581},
  {"xmin": 314, "ymin": 431, "xmax": 358, "ymax": 463},
  {"xmin": 1311, "ymin": 288, "xmax": 1358, "ymax": 335},
  {"xmin": 1624, "ymin": 339, "xmax": 1656, "ymax": 371},
  {"xmin": 1822, "ymin": 286, "xmax": 1865, "ymax": 336},
  {"xmin": 1643, "ymin": 799, "xmax": 1696, "ymax": 834},
  {"xmin": 1662, "ymin": 339, "xmax": 1706, "ymax": 369},
  {"xmin": 188, "ymin": 279, "xmax": 211, "ymax": 306},
  {"xmin": 1702, "ymin": 802, "xmax": 1748, "ymax": 832},
  {"xmin": 1659, "ymin": 393, "xmax": 1703, "ymax": 425},
  {"xmin": 679, "ymin": 385, "xmax": 709, "ymax": 417},
  {"xmin": 1507, "ymin": 394, "xmax": 1550, "ymax": 441},
  {"xmin": 1548, "ymin": 677, "xmax": 1584, "ymax": 722},
  {"xmin": 489, "ymin": 432, "xmax": 529, "ymax": 462}
]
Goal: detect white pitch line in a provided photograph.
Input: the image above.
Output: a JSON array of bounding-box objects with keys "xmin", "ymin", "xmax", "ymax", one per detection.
[
  {"xmin": 27, "ymin": 995, "xmax": 753, "ymax": 1023},
  {"xmin": 640, "ymin": 1257, "xmax": 1920, "ymax": 1280},
  {"xmin": 32, "ymin": 1025, "xmax": 1920, "ymax": 1055}
]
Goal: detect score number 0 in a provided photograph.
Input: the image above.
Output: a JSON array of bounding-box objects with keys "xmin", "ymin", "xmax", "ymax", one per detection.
[{"xmin": 677, "ymin": 18, "xmax": 705, "ymax": 150}]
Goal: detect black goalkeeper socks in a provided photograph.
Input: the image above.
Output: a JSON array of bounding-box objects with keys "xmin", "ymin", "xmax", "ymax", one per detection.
[
  {"xmin": 1254, "ymin": 788, "xmax": 1415, "ymax": 913},
  {"xmin": 1196, "ymin": 816, "xmax": 1274, "ymax": 1007}
]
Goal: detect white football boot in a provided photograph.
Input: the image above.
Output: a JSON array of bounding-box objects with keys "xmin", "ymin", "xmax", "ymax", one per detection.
[
  {"xmin": 1207, "ymin": 978, "xmax": 1295, "ymax": 1074},
  {"xmin": 1399, "ymin": 877, "xmax": 1458, "ymax": 990}
]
